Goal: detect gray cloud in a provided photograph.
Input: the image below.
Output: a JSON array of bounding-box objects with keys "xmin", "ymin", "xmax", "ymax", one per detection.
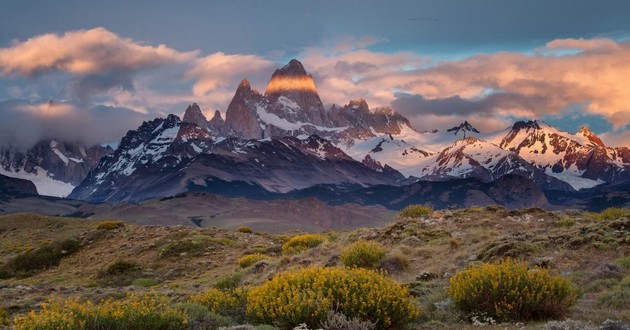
[{"xmin": 0, "ymin": 99, "xmax": 150, "ymax": 150}]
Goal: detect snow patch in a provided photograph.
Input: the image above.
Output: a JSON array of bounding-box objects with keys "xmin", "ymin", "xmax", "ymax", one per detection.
[
  {"xmin": 0, "ymin": 166, "xmax": 75, "ymax": 197},
  {"xmin": 547, "ymin": 172, "xmax": 604, "ymax": 190}
]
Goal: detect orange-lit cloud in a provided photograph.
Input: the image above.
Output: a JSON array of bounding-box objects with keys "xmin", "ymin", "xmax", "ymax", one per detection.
[
  {"xmin": 300, "ymin": 37, "xmax": 630, "ymax": 131},
  {"xmin": 0, "ymin": 27, "xmax": 196, "ymax": 76},
  {"xmin": 186, "ymin": 52, "xmax": 274, "ymax": 100}
]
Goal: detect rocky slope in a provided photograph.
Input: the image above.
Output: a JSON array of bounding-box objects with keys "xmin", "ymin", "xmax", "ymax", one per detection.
[
  {"xmin": 69, "ymin": 108, "xmax": 406, "ymax": 203},
  {"xmin": 0, "ymin": 140, "xmax": 112, "ymax": 197}
]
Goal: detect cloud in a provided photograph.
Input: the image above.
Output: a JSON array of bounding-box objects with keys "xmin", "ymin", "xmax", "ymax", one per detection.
[
  {"xmin": 601, "ymin": 129, "xmax": 630, "ymax": 148},
  {"xmin": 187, "ymin": 52, "xmax": 274, "ymax": 97},
  {"xmin": 545, "ymin": 38, "xmax": 621, "ymax": 52},
  {"xmin": 0, "ymin": 27, "xmax": 196, "ymax": 100},
  {"xmin": 297, "ymin": 37, "xmax": 630, "ymax": 131},
  {"xmin": 0, "ymin": 99, "xmax": 150, "ymax": 150}
]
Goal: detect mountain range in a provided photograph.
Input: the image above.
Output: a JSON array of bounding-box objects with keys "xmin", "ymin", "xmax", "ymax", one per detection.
[{"xmin": 2, "ymin": 59, "xmax": 630, "ymax": 210}]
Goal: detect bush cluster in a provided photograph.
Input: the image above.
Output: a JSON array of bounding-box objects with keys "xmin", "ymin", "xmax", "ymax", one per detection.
[
  {"xmin": 591, "ymin": 207, "xmax": 630, "ymax": 221},
  {"xmin": 12, "ymin": 293, "xmax": 187, "ymax": 330},
  {"xmin": 237, "ymin": 253, "xmax": 267, "ymax": 268},
  {"xmin": 189, "ymin": 287, "xmax": 243, "ymax": 315},
  {"xmin": 0, "ymin": 239, "xmax": 80, "ymax": 278},
  {"xmin": 341, "ymin": 240, "xmax": 386, "ymax": 269},
  {"xmin": 448, "ymin": 258, "xmax": 577, "ymax": 322},
  {"xmin": 236, "ymin": 226, "xmax": 253, "ymax": 233},
  {"xmin": 96, "ymin": 220, "xmax": 125, "ymax": 230},
  {"xmin": 397, "ymin": 204, "xmax": 433, "ymax": 219},
  {"xmin": 246, "ymin": 267, "xmax": 420, "ymax": 329},
  {"xmin": 281, "ymin": 234, "xmax": 326, "ymax": 254}
]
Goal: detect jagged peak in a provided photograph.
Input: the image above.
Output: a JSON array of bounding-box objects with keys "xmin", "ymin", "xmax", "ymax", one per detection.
[
  {"xmin": 577, "ymin": 126, "xmax": 606, "ymax": 147},
  {"xmin": 264, "ymin": 59, "xmax": 318, "ymax": 95},
  {"xmin": 182, "ymin": 103, "xmax": 208, "ymax": 127},
  {"xmin": 238, "ymin": 78, "xmax": 251, "ymax": 89},
  {"xmin": 447, "ymin": 121, "xmax": 480, "ymax": 137},
  {"xmin": 512, "ymin": 120, "xmax": 541, "ymax": 131},
  {"xmin": 210, "ymin": 110, "xmax": 223, "ymax": 122},
  {"xmin": 347, "ymin": 98, "xmax": 369, "ymax": 110},
  {"xmin": 274, "ymin": 59, "xmax": 308, "ymax": 77}
]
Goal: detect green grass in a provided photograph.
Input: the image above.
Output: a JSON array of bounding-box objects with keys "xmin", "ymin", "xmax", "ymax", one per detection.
[{"xmin": 132, "ymin": 278, "xmax": 160, "ymax": 287}]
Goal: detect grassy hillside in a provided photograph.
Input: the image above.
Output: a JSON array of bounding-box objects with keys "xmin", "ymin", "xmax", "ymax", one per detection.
[{"xmin": 0, "ymin": 207, "xmax": 629, "ymax": 329}]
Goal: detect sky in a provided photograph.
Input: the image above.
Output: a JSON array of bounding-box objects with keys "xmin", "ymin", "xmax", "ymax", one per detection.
[{"xmin": 1, "ymin": 0, "xmax": 630, "ymax": 148}]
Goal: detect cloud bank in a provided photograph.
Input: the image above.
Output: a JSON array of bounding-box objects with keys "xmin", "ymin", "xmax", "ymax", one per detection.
[{"xmin": 1, "ymin": 28, "xmax": 629, "ymax": 148}]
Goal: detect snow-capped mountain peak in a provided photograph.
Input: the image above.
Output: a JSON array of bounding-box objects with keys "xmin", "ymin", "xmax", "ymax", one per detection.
[{"xmin": 446, "ymin": 121, "xmax": 480, "ymax": 137}]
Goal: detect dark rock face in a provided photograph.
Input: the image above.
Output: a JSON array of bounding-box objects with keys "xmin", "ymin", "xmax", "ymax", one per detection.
[
  {"xmin": 225, "ymin": 79, "xmax": 266, "ymax": 139},
  {"xmin": 0, "ymin": 174, "xmax": 38, "ymax": 196},
  {"xmin": 446, "ymin": 121, "xmax": 480, "ymax": 137},
  {"xmin": 70, "ymin": 108, "xmax": 406, "ymax": 202},
  {"xmin": 181, "ymin": 103, "xmax": 208, "ymax": 128},
  {"xmin": 330, "ymin": 100, "xmax": 412, "ymax": 135},
  {"xmin": 0, "ymin": 140, "xmax": 112, "ymax": 186},
  {"xmin": 264, "ymin": 59, "xmax": 328, "ymax": 126}
]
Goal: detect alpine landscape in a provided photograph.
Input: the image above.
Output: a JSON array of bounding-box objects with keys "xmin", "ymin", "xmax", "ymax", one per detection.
[{"xmin": 0, "ymin": 1, "xmax": 629, "ymax": 329}]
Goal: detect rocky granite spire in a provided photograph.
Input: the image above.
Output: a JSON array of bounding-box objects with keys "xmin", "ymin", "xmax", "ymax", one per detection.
[
  {"xmin": 264, "ymin": 59, "xmax": 328, "ymax": 126},
  {"xmin": 225, "ymin": 79, "xmax": 266, "ymax": 139},
  {"xmin": 182, "ymin": 103, "xmax": 208, "ymax": 128}
]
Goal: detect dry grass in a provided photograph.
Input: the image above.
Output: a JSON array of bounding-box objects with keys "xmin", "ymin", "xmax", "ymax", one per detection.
[{"xmin": 0, "ymin": 208, "xmax": 629, "ymax": 328}]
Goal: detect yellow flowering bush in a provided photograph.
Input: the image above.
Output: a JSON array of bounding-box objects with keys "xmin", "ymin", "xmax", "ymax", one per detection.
[
  {"xmin": 341, "ymin": 240, "xmax": 386, "ymax": 269},
  {"xmin": 189, "ymin": 287, "xmax": 243, "ymax": 315},
  {"xmin": 448, "ymin": 258, "xmax": 577, "ymax": 321},
  {"xmin": 236, "ymin": 226, "xmax": 253, "ymax": 233},
  {"xmin": 246, "ymin": 267, "xmax": 420, "ymax": 329},
  {"xmin": 12, "ymin": 292, "xmax": 188, "ymax": 330},
  {"xmin": 281, "ymin": 234, "xmax": 326, "ymax": 254},
  {"xmin": 397, "ymin": 204, "xmax": 433, "ymax": 219},
  {"xmin": 237, "ymin": 253, "xmax": 267, "ymax": 268},
  {"xmin": 96, "ymin": 220, "xmax": 125, "ymax": 230},
  {"xmin": 592, "ymin": 207, "xmax": 630, "ymax": 220}
]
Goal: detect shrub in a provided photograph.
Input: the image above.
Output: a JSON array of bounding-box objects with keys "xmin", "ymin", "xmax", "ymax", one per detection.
[
  {"xmin": 448, "ymin": 258, "xmax": 577, "ymax": 322},
  {"xmin": 554, "ymin": 218, "xmax": 576, "ymax": 228},
  {"xmin": 0, "ymin": 308, "xmax": 9, "ymax": 327},
  {"xmin": 98, "ymin": 260, "xmax": 143, "ymax": 286},
  {"xmin": 320, "ymin": 311, "xmax": 376, "ymax": 330},
  {"xmin": 379, "ymin": 251, "xmax": 410, "ymax": 273},
  {"xmin": 617, "ymin": 256, "xmax": 630, "ymax": 268},
  {"xmin": 96, "ymin": 220, "xmax": 125, "ymax": 230},
  {"xmin": 132, "ymin": 278, "xmax": 160, "ymax": 287},
  {"xmin": 236, "ymin": 226, "xmax": 253, "ymax": 233},
  {"xmin": 12, "ymin": 293, "xmax": 187, "ymax": 330},
  {"xmin": 1, "ymin": 239, "xmax": 81, "ymax": 277},
  {"xmin": 214, "ymin": 272, "xmax": 242, "ymax": 290},
  {"xmin": 281, "ymin": 234, "xmax": 326, "ymax": 254},
  {"xmin": 177, "ymin": 302, "xmax": 232, "ymax": 329},
  {"xmin": 189, "ymin": 287, "xmax": 242, "ymax": 315},
  {"xmin": 341, "ymin": 241, "xmax": 386, "ymax": 269},
  {"xmin": 397, "ymin": 204, "xmax": 433, "ymax": 219},
  {"xmin": 598, "ymin": 287, "xmax": 630, "ymax": 309},
  {"xmin": 592, "ymin": 207, "xmax": 630, "ymax": 221},
  {"xmin": 159, "ymin": 240, "xmax": 202, "ymax": 258},
  {"xmin": 238, "ymin": 253, "xmax": 267, "ymax": 268},
  {"xmin": 246, "ymin": 267, "xmax": 419, "ymax": 329}
]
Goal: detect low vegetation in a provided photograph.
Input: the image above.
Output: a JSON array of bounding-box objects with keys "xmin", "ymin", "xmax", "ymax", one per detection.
[
  {"xmin": 397, "ymin": 204, "xmax": 433, "ymax": 218},
  {"xmin": 0, "ymin": 239, "xmax": 80, "ymax": 278},
  {"xmin": 246, "ymin": 267, "xmax": 420, "ymax": 329},
  {"xmin": 237, "ymin": 253, "xmax": 267, "ymax": 268},
  {"xmin": 236, "ymin": 226, "xmax": 253, "ymax": 233},
  {"xmin": 448, "ymin": 258, "xmax": 577, "ymax": 322},
  {"xmin": 340, "ymin": 240, "xmax": 386, "ymax": 269},
  {"xmin": 96, "ymin": 220, "xmax": 125, "ymax": 230},
  {"xmin": 1, "ymin": 207, "xmax": 629, "ymax": 329},
  {"xmin": 12, "ymin": 293, "xmax": 188, "ymax": 330},
  {"xmin": 281, "ymin": 233, "xmax": 326, "ymax": 254}
]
